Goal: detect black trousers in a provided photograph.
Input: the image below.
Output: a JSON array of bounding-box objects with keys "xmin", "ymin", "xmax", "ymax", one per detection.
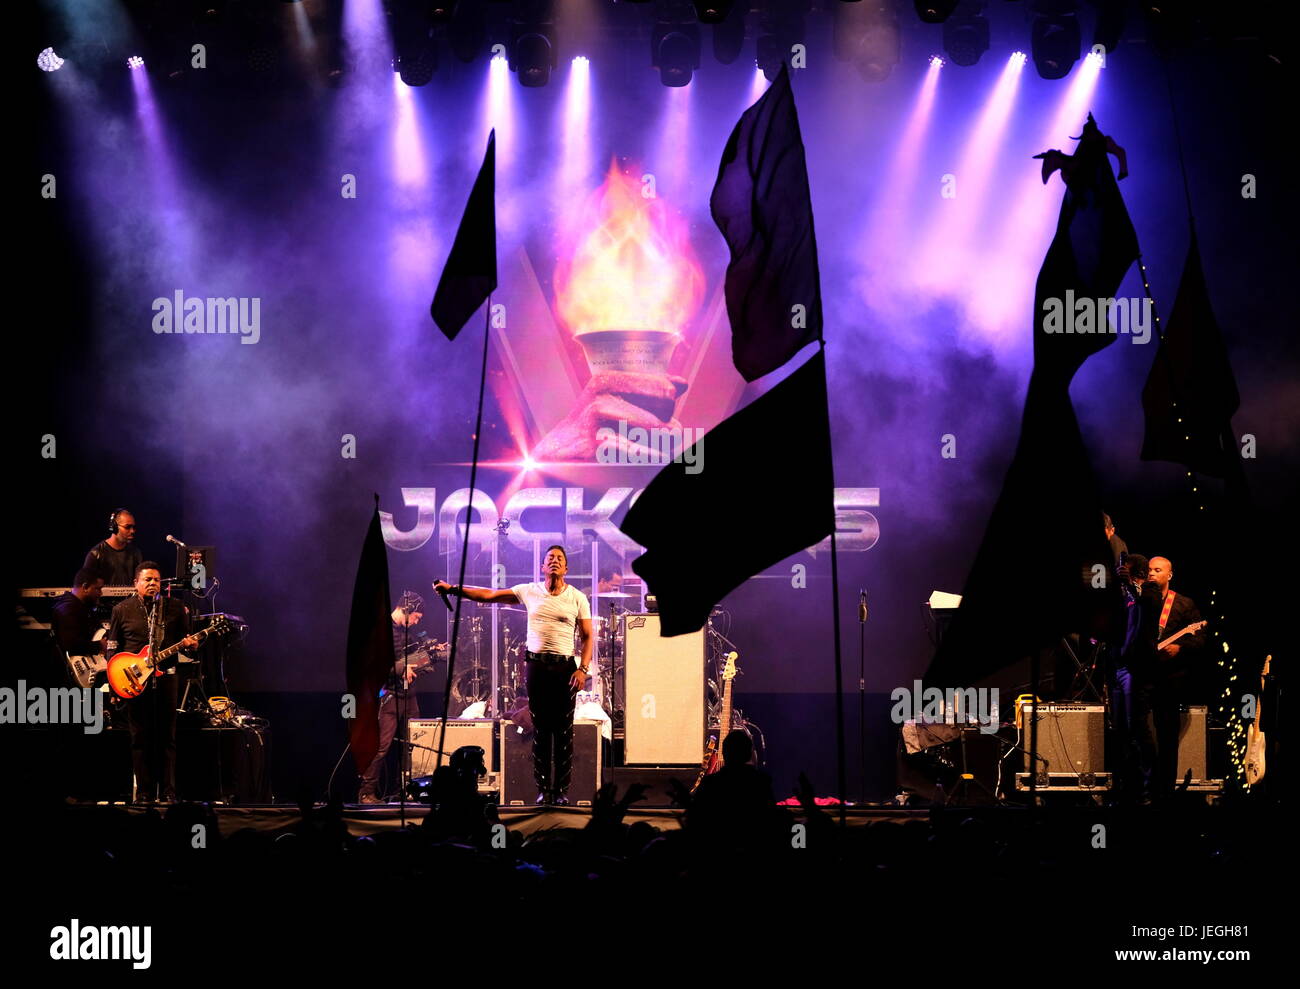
[
  {"xmin": 127, "ymin": 673, "xmax": 178, "ymax": 799},
  {"xmin": 1112, "ymin": 666, "xmax": 1182, "ymax": 799},
  {"xmin": 359, "ymin": 690, "xmax": 421, "ymax": 797},
  {"xmin": 526, "ymin": 654, "xmax": 577, "ymax": 795}
]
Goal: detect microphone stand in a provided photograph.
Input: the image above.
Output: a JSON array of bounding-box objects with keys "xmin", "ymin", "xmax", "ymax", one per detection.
[{"xmin": 858, "ymin": 590, "xmax": 868, "ymax": 805}]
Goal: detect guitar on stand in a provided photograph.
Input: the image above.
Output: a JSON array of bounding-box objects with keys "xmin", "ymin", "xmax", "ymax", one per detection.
[
  {"xmin": 692, "ymin": 651, "xmax": 739, "ymax": 793},
  {"xmin": 1245, "ymin": 654, "xmax": 1271, "ymax": 785}
]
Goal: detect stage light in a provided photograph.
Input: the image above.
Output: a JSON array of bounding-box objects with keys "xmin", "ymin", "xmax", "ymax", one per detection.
[
  {"xmin": 37, "ymin": 47, "xmax": 64, "ymax": 72},
  {"xmin": 930, "ymin": 54, "xmax": 945, "ymax": 68},
  {"xmin": 1091, "ymin": 0, "xmax": 1127, "ymax": 55},
  {"xmin": 509, "ymin": 2, "xmax": 557, "ymax": 88},
  {"xmin": 653, "ymin": 21, "xmax": 701, "ymax": 87},
  {"xmin": 914, "ymin": 1, "xmax": 959, "ymax": 23},
  {"xmin": 514, "ymin": 33, "xmax": 553, "ymax": 86},
  {"xmin": 694, "ymin": 1, "xmax": 732, "ymax": 23},
  {"xmin": 127, "ymin": 55, "xmax": 145, "ymax": 69},
  {"xmin": 756, "ymin": 33, "xmax": 782, "ymax": 81},
  {"xmin": 711, "ymin": 1, "xmax": 746, "ymax": 64},
  {"xmin": 393, "ymin": 0, "xmax": 438, "ymax": 85},
  {"xmin": 1010, "ymin": 50, "xmax": 1027, "ymax": 67},
  {"xmin": 943, "ymin": 3, "xmax": 990, "ymax": 66},
  {"xmin": 396, "ymin": 42, "xmax": 437, "ymax": 86},
  {"xmin": 1030, "ymin": 0, "xmax": 1081, "ymax": 79}
]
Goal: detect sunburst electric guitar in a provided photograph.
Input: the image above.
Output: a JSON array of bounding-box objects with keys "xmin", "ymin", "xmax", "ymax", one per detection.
[
  {"xmin": 107, "ymin": 616, "xmax": 231, "ymax": 699},
  {"xmin": 692, "ymin": 651, "xmax": 739, "ymax": 794}
]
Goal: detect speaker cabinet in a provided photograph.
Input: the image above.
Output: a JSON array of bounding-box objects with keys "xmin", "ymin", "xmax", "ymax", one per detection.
[
  {"xmin": 1176, "ymin": 705, "xmax": 1208, "ymax": 782},
  {"xmin": 622, "ymin": 614, "xmax": 704, "ymax": 765},
  {"xmin": 408, "ymin": 719, "xmax": 496, "ymax": 778},
  {"xmin": 500, "ymin": 718, "xmax": 602, "ymax": 806}
]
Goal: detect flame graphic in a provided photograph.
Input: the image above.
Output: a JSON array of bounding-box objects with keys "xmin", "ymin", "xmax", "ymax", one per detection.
[{"xmin": 554, "ymin": 160, "xmax": 705, "ymax": 337}]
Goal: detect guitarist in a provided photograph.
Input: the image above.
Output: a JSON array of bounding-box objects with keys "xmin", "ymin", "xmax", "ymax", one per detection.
[
  {"xmin": 1146, "ymin": 557, "xmax": 1206, "ymax": 677},
  {"xmin": 357, "ymin": 595, "xmax": 445, "ymax": 803},
  {"xmin": 108, "ymin": 562, "xmax": 199, "ymax": 805},
  {"xmin": 51, "ymin": 568, "xmax": 106, "ymax": 670}
]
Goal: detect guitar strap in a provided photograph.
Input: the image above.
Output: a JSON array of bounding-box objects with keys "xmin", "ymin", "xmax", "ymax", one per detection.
[{"xmin": 1157, "ymin": 591, "xmax": 1177, "ymax": 638}]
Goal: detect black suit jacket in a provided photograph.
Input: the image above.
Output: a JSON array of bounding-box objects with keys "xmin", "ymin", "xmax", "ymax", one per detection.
[{"xmin": 1155, "ymin": 591, "xmax": 1205, "ymax": 678}]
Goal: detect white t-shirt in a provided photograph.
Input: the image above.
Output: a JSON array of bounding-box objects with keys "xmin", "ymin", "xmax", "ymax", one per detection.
[{"xmin": 510, "ymin": 582, "xmax": 591, "ymax": 656}]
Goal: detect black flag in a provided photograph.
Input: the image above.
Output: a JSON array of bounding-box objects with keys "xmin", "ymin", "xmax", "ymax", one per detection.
[
  {"xmin": 1032, "ymin": 113, "xmax": 1139, "ymax": 386},
  {"xmin": 619, "ymin": 349, "xmax": 834, "ymax": 636},
  {"xmin": 1141, "ymin": 232, "xmax": 1241, "ymax": 479},
  {"xmin": 710, "ymin": 63, "xmax": 823, "ymax": 382},
  {"xmin": 345, "ymin": 503, "xmax": 396, "ymax": 775},
  {"xmin": 431, "ymin": 131, "xmax": 497, "ymax": 341},
  {"xmin": 929, "ymin": 116, "xmax": 1137, "ymax": 686}
]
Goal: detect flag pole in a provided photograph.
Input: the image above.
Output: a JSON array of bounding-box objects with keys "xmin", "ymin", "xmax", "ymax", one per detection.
[
  {"xmin": 438, "ymin": 296, "xmax": 493, "ymax": 784},
  {"xmin": 824, "ymin": 343, "xmax": 848, "ymax": 828}
]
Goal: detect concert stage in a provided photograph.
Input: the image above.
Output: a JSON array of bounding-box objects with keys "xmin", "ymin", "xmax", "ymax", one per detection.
[{"xmin": 18, "ymin": 0, "xmax": 1289, "ymax": 970}]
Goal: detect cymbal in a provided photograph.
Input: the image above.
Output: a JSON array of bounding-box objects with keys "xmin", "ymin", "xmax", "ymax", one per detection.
[{"xmin": 597, "ymin": 592, "xmax": 637, "ymax": 599}]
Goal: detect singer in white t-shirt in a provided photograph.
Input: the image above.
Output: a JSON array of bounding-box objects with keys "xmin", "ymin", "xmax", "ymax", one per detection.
[{"xmin": 434, "ymin": 544, "xmax": 592, "ymax": 805}]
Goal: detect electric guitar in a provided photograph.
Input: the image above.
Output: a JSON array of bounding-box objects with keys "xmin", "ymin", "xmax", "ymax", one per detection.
[
  {"xmin": 1156, "ymin": 620, "xmax": 1207, "ymax": 653},
  {"xmin": 692, "ymin": 651, "xmax": 739, "ymax": 794},
  {"xmin": 1245, "ymin": 654, "xmax": 1270, "ymax": 785},
  {"xmin": 106, "ymin": 616, "xmax": 231, "ymax": 699}
]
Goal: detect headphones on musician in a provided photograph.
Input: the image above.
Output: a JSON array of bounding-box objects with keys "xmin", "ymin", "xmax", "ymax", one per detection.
[{"xmin": 109, "ymin": 508, "xmax": 132, "ymax": 536}]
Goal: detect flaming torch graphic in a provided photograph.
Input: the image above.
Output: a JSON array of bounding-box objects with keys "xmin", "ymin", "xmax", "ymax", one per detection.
[{"xmin": 555, "ymin": 161, "xmax": 705, "ymax": 381}]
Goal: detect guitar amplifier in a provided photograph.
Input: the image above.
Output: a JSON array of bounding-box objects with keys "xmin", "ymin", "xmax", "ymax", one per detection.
[
  {"xmin": 408, "ymin": 719, "xmax": 496, "ymax": 782},
  {"xmin": 1016, "ymin": 702, "xmax": 1110, "ymax": 790},
  {"xmin": 499, "ymin": 718, "xmax": 602, "ymax": 806},
  {"xmin": 622, "ymin": 614, "xmax": 705, "ymax": 765}
]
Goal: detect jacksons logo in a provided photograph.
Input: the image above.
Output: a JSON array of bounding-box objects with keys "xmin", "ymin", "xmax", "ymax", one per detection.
[
  {"xmin": 1041, "ymin": 291, "xmax": 1152, "ymax": 344},
  {"xmin": 890, "ymin": 682, "xmax": 1000, "ymax": 735},
  {"xmin": 595, "ymin": 421, "xmax": 704, "ymax": 473},
  {"xmin": 0, "ymin": 682, "xmax": 103, "ymax": 734},
  {"xmin": 151, "ymin": 291, "xmax": 261, "ymax": 344},
  {"xmin": 50, "ymin": 920, "xmax": 151, "ymax": 969}
]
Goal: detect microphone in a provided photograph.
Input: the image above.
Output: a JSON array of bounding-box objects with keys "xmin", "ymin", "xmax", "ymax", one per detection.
[
  {"xmin": 858, "ymin": 590, "xmax": 868, "ymax": 623},
  {"xmin": 166, "ymin": 534, "xmax": 187, "ymax": 548},
  {"xmin": 434, "ymin": 581, "xmax": 453, "ymax": 611}
]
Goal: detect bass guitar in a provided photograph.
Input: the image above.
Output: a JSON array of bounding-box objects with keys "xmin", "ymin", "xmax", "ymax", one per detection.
[{"xmin": 692, "ymin": 651, "xmax": 739, "ymax": 794}]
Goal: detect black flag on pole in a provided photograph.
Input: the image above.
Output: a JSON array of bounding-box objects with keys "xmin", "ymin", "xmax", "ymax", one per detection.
[
  {"xmin": 619, "ymin": 350, "xmax": 834, "ymax": 636},
  {"xmin": 929, "ymin": 116, "xmax": 1136, "ymax": 686},
  {"xmin": 710, "ymin": 63, "xmax": 823, "ymax": 382},
  {"xmin": 1141, "ymin": 232, "xmax": 1242, "ymax": 480},
  {"xmin": 345, "ymin": 502, "xmax": 396, "ymax": 775},
  {"xmin": 431, "ymin": 130, "xmax": 497, "ymax": 341}
]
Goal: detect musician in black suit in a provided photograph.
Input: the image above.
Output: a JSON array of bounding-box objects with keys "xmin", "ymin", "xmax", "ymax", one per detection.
[
  {"xmin": 108, "ymin": 562, "xmax": 197, "ymax": 805},
  {"xmin": 1112, "ymin": 555, "xmax": 1206, "ymax": 802}
]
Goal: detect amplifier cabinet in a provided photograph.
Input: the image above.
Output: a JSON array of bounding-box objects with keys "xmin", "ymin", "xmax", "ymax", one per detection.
[
  {"xmin": 408, "ymin": 719, "xmax": 496, "ymax": 780},
  {"xmin": 500, "ymin": 719, "xmax": 602, "ymax": 806},
  {"xmin": 622, "ymin": 614, "xmax": 704, "ymax": 765}
]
